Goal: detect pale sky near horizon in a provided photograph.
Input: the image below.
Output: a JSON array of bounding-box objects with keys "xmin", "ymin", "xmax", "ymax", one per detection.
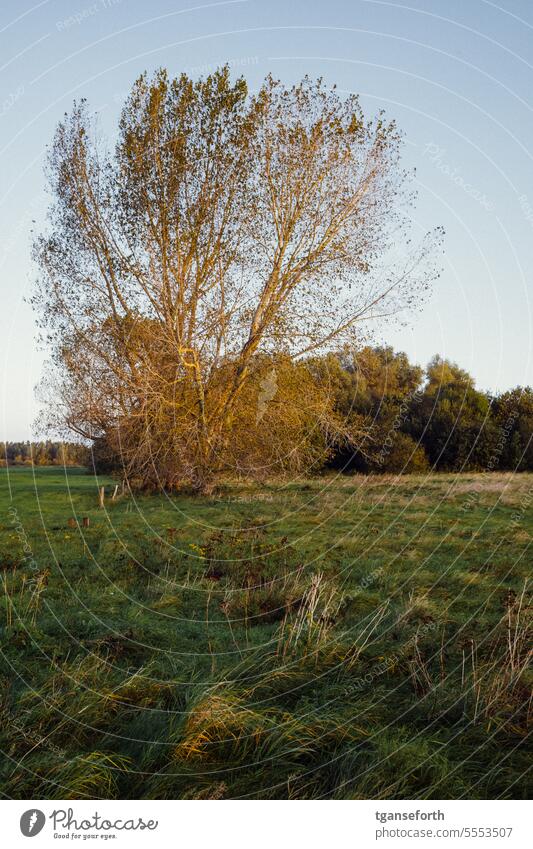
[{"xmin": 1, "ymin": 0, "xmax": 532, "ymax": 440}]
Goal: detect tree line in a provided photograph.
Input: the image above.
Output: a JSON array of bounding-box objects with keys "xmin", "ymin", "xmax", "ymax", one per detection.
[
  {"xmin": 1, "ymin": 441, "xmax": 88, "ymax": 467},
  {"xmin": 33, "ymin": 66, "xmax": 441, "ymax": 493}
]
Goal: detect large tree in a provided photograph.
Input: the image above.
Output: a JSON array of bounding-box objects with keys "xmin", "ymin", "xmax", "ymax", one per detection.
[{"xmin": 33, "ymin": 67, "xmax": 440, "ymax": 492}]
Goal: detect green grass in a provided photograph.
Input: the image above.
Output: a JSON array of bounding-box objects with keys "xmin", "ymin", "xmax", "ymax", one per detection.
[{"xmin": 0, "ymin": 466, "xmax": 531, "ymax": 799}]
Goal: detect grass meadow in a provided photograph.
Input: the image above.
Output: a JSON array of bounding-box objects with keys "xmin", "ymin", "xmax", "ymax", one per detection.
[{"xmin": 0, "ymin": 466, "xmax": 531, "ymax": 799}]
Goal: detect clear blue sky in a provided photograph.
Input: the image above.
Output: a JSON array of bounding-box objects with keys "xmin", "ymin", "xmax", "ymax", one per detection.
[{"xmin": 1, "ymin": 0, "xmax": 532, "ymax": 439}]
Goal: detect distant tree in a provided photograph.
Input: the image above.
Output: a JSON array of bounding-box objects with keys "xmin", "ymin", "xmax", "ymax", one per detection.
[{"xmin": 425, "ymin": 355, "xmax": 475, "ymax": 391}]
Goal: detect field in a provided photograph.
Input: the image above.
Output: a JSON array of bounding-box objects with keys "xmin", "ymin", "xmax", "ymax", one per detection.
[{"xmin": 0, "ymin": 467, "xmax": 531, "ymax": 800}]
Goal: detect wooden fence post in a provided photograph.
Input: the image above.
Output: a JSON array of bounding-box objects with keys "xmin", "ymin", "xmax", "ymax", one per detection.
[{"xmin": 98, "ymin": 486, "xmax": 105, "ymax": 508}]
